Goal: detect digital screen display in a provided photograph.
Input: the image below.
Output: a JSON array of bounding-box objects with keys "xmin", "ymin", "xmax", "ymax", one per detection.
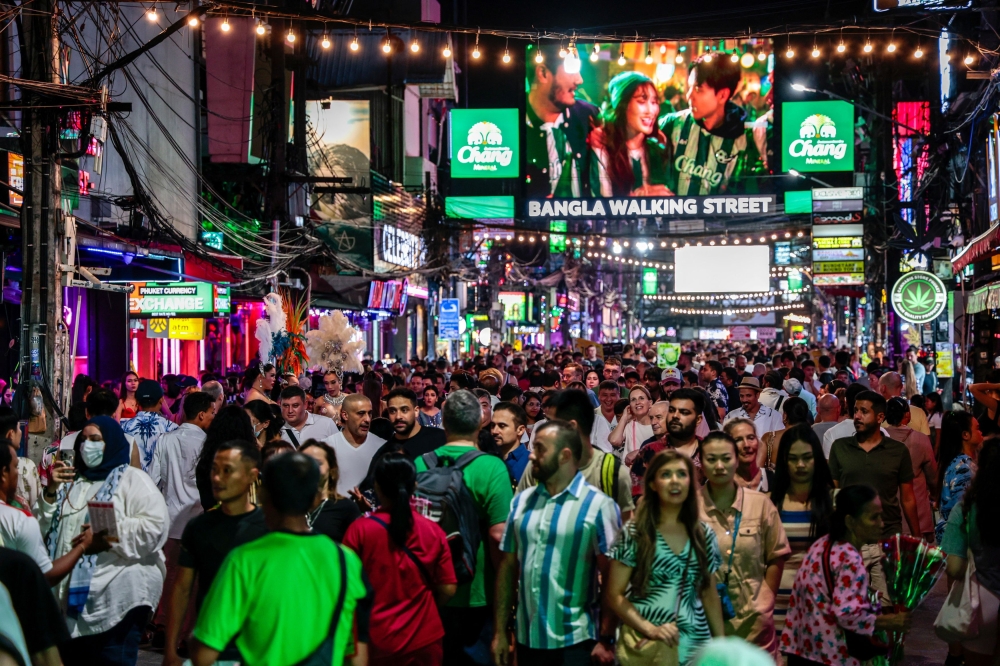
[{"xmin": 673, "ymin": 245, "xmax": 770, "ymax": 293}]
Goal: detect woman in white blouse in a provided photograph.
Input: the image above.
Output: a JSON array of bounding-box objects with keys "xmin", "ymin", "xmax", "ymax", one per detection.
[{"xmin": 38, "ymin": 415, "xmax": 169, "ymax": 666}]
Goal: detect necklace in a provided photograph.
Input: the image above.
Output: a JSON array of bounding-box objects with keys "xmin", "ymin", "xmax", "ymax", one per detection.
[{"xmin": 307, "ymin": 498, "xmax": 328, "ymax": 528}]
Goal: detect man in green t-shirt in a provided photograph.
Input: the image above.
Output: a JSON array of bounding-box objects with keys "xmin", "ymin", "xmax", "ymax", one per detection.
[
  {"xmin": 189, "ymin": 452, "xmax": 372, "ymax": 666},
  {"xmin": 414, "ymin": 389, "xmax": 514, "ymax": 666}
]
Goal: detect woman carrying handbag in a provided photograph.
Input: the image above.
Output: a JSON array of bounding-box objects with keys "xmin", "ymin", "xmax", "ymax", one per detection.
[
  {"xmin": 938, "ymin": 439, "xmax": 1000, "ymax": 666},
  {"xmin": 606, "ymin": 450, "xmax": 725, "ymax": 666}
]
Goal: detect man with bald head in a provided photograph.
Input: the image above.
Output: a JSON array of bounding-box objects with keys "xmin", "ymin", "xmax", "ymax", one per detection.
[
  {"xmin": 878, "ymin": 372, "xmax": 930, "ymax": 436},
  {"xmin": 812, "ymin": 394, "xmax": 842, "ymax": 446},
  {"xmin": 201, "ymin": 380, "xmax": 225, "ymax": 414},
  {"xmin": 323, "ymin": 393, "xmax": 386, "ymax": 495}
]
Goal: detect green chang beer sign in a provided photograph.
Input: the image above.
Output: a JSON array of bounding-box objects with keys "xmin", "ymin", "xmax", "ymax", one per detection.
[
  {"xmin": 450, "ymin": 108, "xmax": 520, "ymax": 179},
  {"xmin": 891, "ymin": 271, "xmax": 948, "ymax": 324},
  {"xmin": 782, "ymin": 100, "xmax": 855, "ymax": 172},
  {"xmin": 657, "ymin": 343, "xmax": 681, "ymax": 368}
]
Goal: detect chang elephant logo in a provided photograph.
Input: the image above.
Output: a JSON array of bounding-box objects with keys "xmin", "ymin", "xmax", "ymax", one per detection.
[
  {"xmin": 457, "ymin": 121, "xmax": 513, "ymax": 171},
  {"xmin": 789, "ymin": 113, "xmax": 849, "ymax": 165}
]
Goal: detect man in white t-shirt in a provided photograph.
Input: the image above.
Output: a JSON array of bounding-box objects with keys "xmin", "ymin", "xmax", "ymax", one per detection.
[
  {"xmin": 723, "ymin": 376, "xmax": 784, "ymax": 439},
  {"xmin": 0, "ymin": 440, "xmax": 90, "ymax": 584},
  {"xmin": 323, "ymin": 394, "xmax": 385, "ymax": 495},
  {"xmin": 279, "ymin": 386, "xmax": 338, "ymax": 448}
]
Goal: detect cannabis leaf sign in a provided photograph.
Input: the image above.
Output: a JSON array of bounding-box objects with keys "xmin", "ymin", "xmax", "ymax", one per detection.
[{"xmin": 891, "ymin": 271, "xmax": 947, "ymax": 324}]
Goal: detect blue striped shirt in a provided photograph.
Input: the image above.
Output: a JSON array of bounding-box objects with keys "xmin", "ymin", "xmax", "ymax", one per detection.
[{"xmin": 500, "ymin": 471, "xmax": 622, "ymax": 649}]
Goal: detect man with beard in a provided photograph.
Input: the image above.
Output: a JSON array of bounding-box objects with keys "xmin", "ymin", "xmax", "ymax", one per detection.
[
  {"xmin": 493, "ymin": 420, "xmax": 621, "ymax": 666},
  {"xmin": 642, "ymin": 367, "xmax": 665, "ymax": 403},
  {"xmin": 723, "ymin": 377, "xmax": 784, "ymax": 440},
  {"xmin": 525, "ymin": 43, "xmax": 599, "ymax": 199},
  {"xmin": 386, "ymin": 388, "xmax": 446, "ymax": 459},
  {"xmin": 324, "ymin": 394, "xmax": 385, "ymax": 496},
  {"xmin": 492, "ymin": 402, "xmax": 529, "ymax": 484},
  {"xmin": 828, "ymin": 390, "xmax": 920, "ymax": 597}
]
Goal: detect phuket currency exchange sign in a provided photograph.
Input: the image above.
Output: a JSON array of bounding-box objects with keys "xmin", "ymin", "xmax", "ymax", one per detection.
[
  {"xmin": 891, "ymin": 271, "xmax": 947, "ymax": 324},
  {"xmin": 782, "ymin": 100, "xmax": 855, "ymax": 172},
  {"xmin": 451, "ymin": 108, "xmax": 519, "ymax": 179}
]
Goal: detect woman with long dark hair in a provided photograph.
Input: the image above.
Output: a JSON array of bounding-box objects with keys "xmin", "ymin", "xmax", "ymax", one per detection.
[
  {"xmin": 241, "ymin": 364, "xmax": 276, "ymax": 405},
  {"xmin": 300, "ymin": 439, "xmax": 360, "ymax": 542},
  {"xmin": 342, "ymin": 454, "xmax": 457, "ymax": 665},
  {"xmin": 244, "ymin": 399, "xmax": 284, "ymax": 448},
  {"xmin": 589, "ymin": 71, "xmax": 672, "ymax": 197},
  {"xmin": 606, "ymin": 449, "xmax": 725, "ymax": 664},
  {"xmin": 417, "ymin": 385, "xmax": 442, "ymax": 429},
  {"xmin": 767, "ymin": 424, "xmax": 835, "ymax": 638},
  {"xmin": 115, "ymin": 371, "xmax": 140, "ymax": 421},
  {"xmin": 523, "ymin": 392, "xmax": 542, "ymax": 431},
  {"xmin": 925, "ymin": 392, "xmax": 944, "ymax": 451},
  {"xmin": 941, "ymin": 439, "xmax": 1000, "ymax": 665},
  {"xmin": 782, "ymin": 485, "xmax": 912, "ymax": 665},
  {"xmin": 195, "ymin": 405, "xmax": 256, "ymax": 510},
  {"xmin": 760, "ymin": 397, "xmax": 812, "ymax": 469},
  {"xmin": 936, "ymin": 411, "xmax": 983, "ymax": 543},
  {"xmin": 699, "ymin": 431, "xmax": 790, "ymax": 659},
  {"xmin": 362, "ymin": 371, "xmax": 385, "ymax": 419}
]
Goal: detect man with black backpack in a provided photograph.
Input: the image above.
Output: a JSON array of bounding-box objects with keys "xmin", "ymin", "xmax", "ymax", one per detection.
[
  {"xmin": 413, "ymin": 389, "xmax": 514, "ymax": 666},
  {"xmin": 516, "ymin": 389, "xmax": 634, "ymax": 522}
]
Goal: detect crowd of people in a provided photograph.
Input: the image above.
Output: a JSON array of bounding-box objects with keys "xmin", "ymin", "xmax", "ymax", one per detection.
[{"xmin": 0, "ymin": 338, "xmax": 998, "ymax": 666}]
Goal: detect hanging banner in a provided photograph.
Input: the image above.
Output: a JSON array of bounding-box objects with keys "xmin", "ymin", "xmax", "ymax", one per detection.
[
  {"xmin": 890, "ymin": 271, "xmax": 948, "ymax": 324},
  {"xmin": 526, "ymin": 194, "xmax": 776, "ymax": 220}
]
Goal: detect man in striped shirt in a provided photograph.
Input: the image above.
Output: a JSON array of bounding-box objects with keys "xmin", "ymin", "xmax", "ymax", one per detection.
[
  {"xmin": 659, "ymin": 54, "xmax": 768, "ymax": 196},
  {"xmin": 493, "ymin": 420, "xmax": 622, "ymax": 666}
]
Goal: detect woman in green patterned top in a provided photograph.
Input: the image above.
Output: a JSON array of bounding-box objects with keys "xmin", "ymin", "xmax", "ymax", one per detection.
[
  {"xmin": 589, "ymin": 71, "xmax": 673, "ymax": 198},
  {"xmin": 606, "ymin": 449, "xmax": 725, "ymax": 665}
]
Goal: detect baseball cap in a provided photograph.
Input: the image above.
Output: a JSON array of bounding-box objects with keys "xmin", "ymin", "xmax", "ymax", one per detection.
[
  {"xmin": 136, "ymin": 379, "xmax": 163, "ymax": 402},
  {"xmin": 661, "ymin": 368, "xmax": 683, "ymax": 385},
  {"xmin": 177, "ymin": 375, "xmax": 198, "ymax": 389}
]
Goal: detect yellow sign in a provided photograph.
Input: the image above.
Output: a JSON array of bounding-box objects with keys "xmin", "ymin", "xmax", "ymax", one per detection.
[
  {"xmin": 168, "ymin": 318, "xmax": 205, "ymax": 340},
  {"xmin": 814, "ymin": 261, "xmax": 865, "ymax": 274},
  {"xmin": 8, "ymin": 153, "xmax": 22, "ymax": 207},
  {"xmin": 812, "ymin": 236, "xmax": 863, "ymax": 249},
  {"xmin": 148, "ymin": 318, "xmax": 168, "ymax": 337}
]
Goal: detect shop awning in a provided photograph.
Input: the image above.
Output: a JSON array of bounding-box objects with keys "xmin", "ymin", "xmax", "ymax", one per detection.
[
  {"xmin": 967, "ymin": 285, "xmax": 992, "ymax": 314},
  {"xmin": 952, "ymin": 223, "xmax": 1000, "ymax": 274}
]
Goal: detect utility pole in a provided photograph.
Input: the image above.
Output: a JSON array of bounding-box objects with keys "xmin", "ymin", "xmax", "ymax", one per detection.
[{"xmin": 18, "ymin": 0, "xmax": 67, "ymax": 448}]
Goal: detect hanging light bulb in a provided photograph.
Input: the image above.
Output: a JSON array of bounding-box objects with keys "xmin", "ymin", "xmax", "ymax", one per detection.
[
  {"xmin": 321, "ymin": 34, "xmax": 331, "ymax": 49},
  {"xmin": 350, "ymin": 35, "xmax": 359, "ymax": 51},
  {"xmin": 703, "ymin": 52, "xmax": 713, "ymax": 62},
  {"xmin": 617, "ymin": 47, "xmax": 626, "ymax": 66},
  {"xmin": 382, "ymin": 34, "xmax": 391, "ymax": 53},
  {"xmin": 287, "ymin": 28, "xmax": 296, "ymax": 43},
  {"xmin": 503, "ymin": 48, "xmax": 511, "ymax": 63},
  {"xmin": 187, "ymin": 14, "xmax": 200, "ymax": 27},
  {"xmin": 675, "ymin": 53, "xmax": 684, "ymax": 64},
  {"xmin": 590, "ymin": 44, "xmax": 599, "ymax": 62},
  {"xmin": 887, "ymin": 41, "xmax": 896, "ymax": 52},
  {"xmin": 410, "ymin": 38, "xmax": 420, "ymax": 53},
  {"xmin": 255, "ymin": 19, "xmax": 267, "ymax": 36},
  {"xmin": 443, "ymin": 43, "xmax": 452, "ymax": 57},
  {"xmin": 220, "ymin": 17, "xmax": 231, "ymax": 32},
  {"xmin": 837, "ymin": 40, "xmax": 846, "ymax": 53},
  {"xmin": 534, "ymin": 49, "xmax": 543, "ymax": 64},
  {"xmin": 965, "ymin": 52, "xmax": 974, "ymax": 65},
  {"xmin": 758, "ymin": 51, "xmax": 767, "ymax": 61},
  {"xmin": 146, "ymin": 6, "xmax": 157, "ymax": 21},
  {"xmin": 785, "ymin": 46, "xmax": 794, "ymax": 58},
  {"xmin": 730, "ymin": 51, "xmax": 739, "ymax": 63},
  {"xmin": 559, "ymin": 43, "xmax": 567, "ymax": 58},
  {"xmin": 741, "ymin": 51, "xmax": 756, "ymax": 67},
  {"xmin": 645, "ymin": 47, "xmax": 653, "ymax": 65},
  {"xmin": 863, "ymin": 40, "xmax": 873, "ymax": 53},
  {"xmin": 914, "ymin": 44, "xmax": 923, "ymax": 58},
  {"xmin": 811, "ymin": 44, "xmax": 820, "ymax": 58},
  {"xmin": 472, "ymin": 32, "xmax": 480, "ymax": 59}
]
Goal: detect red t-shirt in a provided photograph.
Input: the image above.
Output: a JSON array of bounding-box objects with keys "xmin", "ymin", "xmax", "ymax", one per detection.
[{"xmin": 342, "ymin": 509, "xmax": 457, "ymax": 657}]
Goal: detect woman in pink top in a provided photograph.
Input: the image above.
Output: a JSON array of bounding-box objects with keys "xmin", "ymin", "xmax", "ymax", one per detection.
[
  {"xmin": 781, "ymin": 485, "xmax": 912, "ymax": 665},
  {"xmin": 342, "ymin": 454, "xmax": 457, "ymax": 666}
]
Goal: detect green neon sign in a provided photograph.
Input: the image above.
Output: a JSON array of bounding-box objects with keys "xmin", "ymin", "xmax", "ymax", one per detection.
[{"xmin": 450, "ymin": 109, "xmax": 520, "ymax": 179}]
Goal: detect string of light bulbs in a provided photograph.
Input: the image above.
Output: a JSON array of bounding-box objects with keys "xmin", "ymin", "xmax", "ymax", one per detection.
[
  {"xmin": 669, "ymin": 302, "xmax": 807, "ymax": 316},
  {"xmin": 163, "ymin": 7, "xmax": 982, "ymax": 65},
  {"xmin": 644, "ymin": 287, "xmax": 811, "ymax": 302},
  {"xmin": 783, "ymin": 313, "xmax": 812, "ymax": 323}
]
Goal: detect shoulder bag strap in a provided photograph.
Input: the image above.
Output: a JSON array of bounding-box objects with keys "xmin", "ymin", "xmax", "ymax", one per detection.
[
  {"xmin": 452, "ymin": 449, "xmax": 485, "ymax": 471},
  {"xmin": 284, "ymin": 428, "xmax": 301, "ymax": 449},
  {"xmin": 724, "ymin": 510, "xmax": 742, "ymax": 585},
  {"xmin": 330, "ymin": 545, "xmax": 349, "ymax": 633},
  {"xmin": 674, "ymin": 528, "xmax": 694, "ymax": 619},
  {"xmin": 369, "ymin": 516, "xmax": 434, "ymax": 588}
]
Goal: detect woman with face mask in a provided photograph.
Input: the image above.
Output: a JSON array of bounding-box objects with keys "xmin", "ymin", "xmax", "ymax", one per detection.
[
  {"xmin": 699, "ymin": 431, "xmax": 790, "ymax": 660},
  {"xmin": 37, "ymin": 415, "xmax": 169, "ymax": 666}
]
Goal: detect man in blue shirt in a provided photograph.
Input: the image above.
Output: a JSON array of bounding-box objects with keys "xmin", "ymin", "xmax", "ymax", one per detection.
[{"xmin": 492, "ymin": 402, "xmax": 529, "ymax": 484}]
